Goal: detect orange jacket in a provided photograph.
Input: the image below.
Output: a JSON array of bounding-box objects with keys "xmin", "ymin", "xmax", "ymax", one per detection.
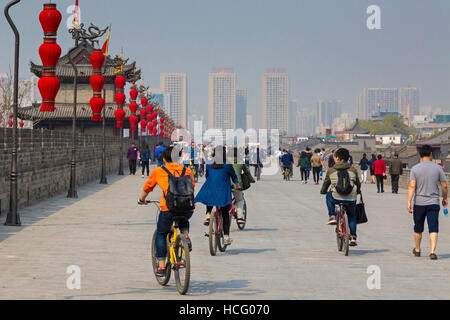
[{"xmin": 143, "ymin": 163, "xmax": 195, "ymax": 211}]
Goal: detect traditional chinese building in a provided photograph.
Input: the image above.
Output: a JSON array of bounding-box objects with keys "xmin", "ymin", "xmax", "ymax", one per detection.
[{"xmin": 19, "ymin": 40, "xmax": 174, "ymax": 137}]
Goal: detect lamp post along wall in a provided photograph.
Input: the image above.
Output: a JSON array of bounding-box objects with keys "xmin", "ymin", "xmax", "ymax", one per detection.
[
  {"xmin": 4, "ymin": 0, "xmax": 21, "ymax": 226},
  {"xmin": 100, "ymin": 86, "xmax": 107, "ymax": 184},
  {"xmin": 67, "ymin": 45, "xmax": 78, "ymax": 198}
]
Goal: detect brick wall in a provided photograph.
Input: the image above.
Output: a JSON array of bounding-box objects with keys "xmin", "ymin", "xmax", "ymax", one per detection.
[{"xmin": 0, "ymin": 128, "xmax": 134, "ymax": 215}]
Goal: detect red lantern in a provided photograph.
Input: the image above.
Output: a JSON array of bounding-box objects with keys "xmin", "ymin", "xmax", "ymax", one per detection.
[
  {"xmin": 147, "ymin": 123, "xmax": 153, "ymax": 132},
  {"xmin": 146, "ymin": 114, "xmax": 152, "ymax": 122},
  {"xmin": 9, "ymin": 114, "xmax": 13, "ymax": 119},
  {"xmin": 129, "ymin": 102, "xmax": 139, "ymax": 113},
  {"xmin": 152, "ymin": 112, "xmax": 158, "ymax": 119},
  {"xmin": 147, "ymin": 105, "xmax": 154, "ymax": 113},
  {"xmin": 38, "ymin": 76, "xmax": 60, "ymax": 112},
  {"xmin": 159, "ymin": 131, "xmax": 164, "ymax": 137},
  {"xmin": 140, "ymin": 109, "xmax": 147, "ymax": 118},
  {"xmin": 114, "ymin": 92, "xmax": 126, "ymax": 106},
  {"xmin": 129, "ymin": 88, "xmax": 138, "ymax": 100},
  {"xmin": 115, "ymin": 75, "xmax": 126, "ymax": 89},
  {"xmin": 90, "ymin": 75, "xmax": 105, "ymax": 92},
  {"xmin": 152, "ymin": 120, "xmax": 158, "ymax": 126},
  {"xmin": 39, "ymin": 3, "xmax": 62, "ymax": 37},
  {"xmin": 89, "ymin": 97, "xmax": 105, "ymax": 121},
  {"xmin": 129, "ymin": 115, "xmax": 139, "ymax": 131},
  {"xmin": 159, "ymin": 124, "xmax": 165, "ymax": 130},
  {"xmin": 114, "ymin": 109, "xmax": 126, "ymax": 128},
  {"xmin": 39, "ymin": 40, "xmax": 61, "ymax": 68},
  {"xmin": 141, "ymin": 97, "xmax": 148, "ymax": 107},
  {"xmin": 160, "ymin": 118, "xmax": 165, "ymax": 124},
  {"xmin": 19, "ymin": 121, "xmax": 24, "ymax": 128},
  {"xmin": 152, "ymin": 128, "xmax": 158, "ymax": 135},
  {"xmin": 140, "ymin": 120, "xmax": 147, "ymax": 132},
  {"xmin": 90, "ymin": 49, "xmax": 105, "ymax": 70},
  {"xmin": 8, "ymin": 120, "xmax": 13, "ymax": 127}
]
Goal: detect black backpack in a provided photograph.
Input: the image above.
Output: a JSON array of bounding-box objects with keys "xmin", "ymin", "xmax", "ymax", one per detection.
[
  {"xmin": 335, "ymin": 169, "xmax": 354, "ymax": 195},
  {"xmin": 161, "ymin": 166, "xmax": 195, "ymax": 213}
]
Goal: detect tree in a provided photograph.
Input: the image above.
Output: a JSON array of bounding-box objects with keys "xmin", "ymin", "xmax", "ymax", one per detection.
[{"xmin": 0, "ymin": 66, "xmax": 32, "ymax": 127}]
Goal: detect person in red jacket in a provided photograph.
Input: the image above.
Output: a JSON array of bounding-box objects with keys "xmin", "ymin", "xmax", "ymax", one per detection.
[{"xmin": 373, "ymin": 154, "xmax": 386, "ymax": 193}]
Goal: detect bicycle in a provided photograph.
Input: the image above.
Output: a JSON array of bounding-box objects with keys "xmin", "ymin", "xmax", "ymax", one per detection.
[
  {"xmin": 254, "ymin": 164, "xmax": 261, "ymax": 181},
  {"xmin": 189, "ymin": 161, "xmax": 199, "ymax": 183},
  {"xmin": 148, "ymin": 200, "xmax": 191, "ymax": 295},
  {"xmin": 335, "ymin": 202, "xmax": 350, "ymax": 256},
  {"xmin": 229, "ymin": 194, "xmax": 247, "ymax": 231}
]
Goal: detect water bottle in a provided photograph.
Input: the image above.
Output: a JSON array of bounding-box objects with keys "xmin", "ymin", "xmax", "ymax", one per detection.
[{"xmin": 444, "ymin": 208, "xmax": 449, "ymax": 218}]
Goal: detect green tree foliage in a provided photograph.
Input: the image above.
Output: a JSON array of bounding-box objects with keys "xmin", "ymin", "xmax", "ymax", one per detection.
[{"xmin": 348, "ymin": 115, "xmax": 417, "ymax": 135}]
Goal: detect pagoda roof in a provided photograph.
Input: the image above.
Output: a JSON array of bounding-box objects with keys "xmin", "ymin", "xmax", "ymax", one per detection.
[
  {"xmin": 18, "ymin": 103, "xmax": 176, "ymax": 126},
  {"xmin": 350, "ymin": 118, "xmax": 370, "ymax": 134},
  {"xmin": 30, "ymin": 40, "xmax": 141, "ymax": 82}
]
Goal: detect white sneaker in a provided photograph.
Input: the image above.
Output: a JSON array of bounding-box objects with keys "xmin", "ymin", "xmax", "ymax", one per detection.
[
  {"xmin": 224, "ymin": 237, "xmax": 232, "ymax": 245},
  {"xmin": 141, "ymin": 175, "xmax": 145, "ymax": 178}
]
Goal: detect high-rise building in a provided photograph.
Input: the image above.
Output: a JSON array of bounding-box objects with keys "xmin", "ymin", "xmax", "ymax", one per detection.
[
  {"xmin": 399, "ymin": 87, "xmax": 420, "ymax": 119},
  {"xmin": 160, "ymin": 73, "xmax": 188, "ymax": 128},
  {"xmin": 208, "ymin": 72, "xmax": 236, "ymax": 130},
  {"xmin": 358, "ymin": 88, "xmax": 399, "ymax": 120},
  {"xmin": 296, "ymin": 108, "xmax": 316, "ymax": 136},
  {"xmin": 246, "ymin": 114, "xmax": 253, "ymax": 129},
  {"xmin": 236, "ymin": 88, "xmax": 247, "ymax": 130},
  {"xmin": 261, "ymin": 73, "xmax": 289, "ymax": 134},
  {"xmin": 289, "ymin": 100, "xmax": 299, "ymax": 135},
  {"xmin": 316, "ymin": 100, "xmax": 342, "ymax": 128}
]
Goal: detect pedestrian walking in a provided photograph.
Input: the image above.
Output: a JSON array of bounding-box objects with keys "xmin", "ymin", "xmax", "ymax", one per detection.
[
  {"xmin": 408, "ymin": 145, "xmax": 448, "ymax": 260},
  {"xmin": 305, "ymin": 147, "xmax": 313, "ymax": 180},
  {"xmin": 297, "ymin": 151, "xmax": 309, "ymax": 184},
  {"xmin": 127, "ymin": 142, "xmax": 138, "ymax": 175},
  {"xmin": 389, "ymin": 153, "xmax": 403, "ymax": 194},
  {"xmin": 359, "ymin": 153, "xmax": 369, "ymax": 183},
  {"xmin": 311, "ymin": 149, "xmax": 323, "ymax": 185},
  {"xmin": 368, "ymin": 154, "xmax": 377, "ymax": 184},
  {"xmin": 373, "ymin": 154, "xmax": 386, "ymax": 193},
  {"xmin": 155, "ymin": 142, "xmax": 166, "ymax": 167},
  {"xmin": 140, "ymin": 144, "xmax": 151, "ymax": 177}
]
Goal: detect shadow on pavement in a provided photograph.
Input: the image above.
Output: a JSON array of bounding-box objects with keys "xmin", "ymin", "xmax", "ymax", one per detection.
[
  {"xmin": 0, "ymin": 174, "xmax": 127, "ymax": 244},
  {"xmin": 242, "ymin": 228, "xmax": 278, "ymax": 232},
  {"xmin": 188, "ymin": 279, "xmax": 265, "ymax": 296},
  {"xmin": 350, "ymin": 249, "xmax": 390, "ymax": 256},
  {"xmin": 226, "ymin": 248, "xmax": 276, "ymax": 255}
]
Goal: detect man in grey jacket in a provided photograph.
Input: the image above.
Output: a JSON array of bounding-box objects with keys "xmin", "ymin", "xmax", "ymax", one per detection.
[{"xmin": 389, "ymin": 153, "xmax": 403, "ymax": 194}]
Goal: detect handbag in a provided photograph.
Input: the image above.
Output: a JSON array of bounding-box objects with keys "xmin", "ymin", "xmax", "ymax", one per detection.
[
  {"xmin": 356, "ymin": 194, "xmax": 368, "ymax": 224},
  {"xmin": 241, "ymin": 168, "xmax": 253, "ymax": 191}
]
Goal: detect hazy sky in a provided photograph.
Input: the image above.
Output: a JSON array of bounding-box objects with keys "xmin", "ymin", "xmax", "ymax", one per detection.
[{"xmin": 1, "ymin": 0, "xmax": 450, "ymax": 126}]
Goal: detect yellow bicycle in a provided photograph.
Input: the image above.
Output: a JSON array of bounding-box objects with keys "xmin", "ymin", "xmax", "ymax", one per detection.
[{"xmin": 149, "ymin": 200, "xmax": 191, "ymax": 295}]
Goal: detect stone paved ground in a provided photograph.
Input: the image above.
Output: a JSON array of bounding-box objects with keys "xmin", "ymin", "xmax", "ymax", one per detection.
[{"xmin": 0, "ymin": 166, "xmax": 449, "ymax": 299}]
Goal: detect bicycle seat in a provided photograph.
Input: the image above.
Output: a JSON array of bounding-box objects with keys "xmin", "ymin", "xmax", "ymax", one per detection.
[{"xmin": 172, "ymin": 215, "xmax": 188, "ymax": 225}]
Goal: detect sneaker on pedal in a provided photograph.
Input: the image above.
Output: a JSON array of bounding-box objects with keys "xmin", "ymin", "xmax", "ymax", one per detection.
[
  {"xmin": 327, "ymin": 216, "xmax": 337, "ymax": 225},
  {"xmin": 185, "ymin": 236, "xmax": 193, "ymax": 252},
  {"xmin": 155, "ymin": 267, "xmax": 166, "ymax": 277},
  {"xmin": 349, "ymin": 239, "xmax": 357, "ymax": 246},
  {"xmin": 224, "ymin": 237, "xmax": 233, "ymax": 245}
]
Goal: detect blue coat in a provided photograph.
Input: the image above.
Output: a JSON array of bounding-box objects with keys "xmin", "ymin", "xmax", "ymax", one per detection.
[{"xmin": 195, "ymin": 164, "xmax": 239, "ymax": 207}]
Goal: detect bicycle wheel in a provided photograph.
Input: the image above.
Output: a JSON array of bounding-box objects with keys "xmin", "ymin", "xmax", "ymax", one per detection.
[
  {"xmin": 216, "ymin": 211, "xmax": 227, "ymax": 252},
  {"xmin": 173, "ymin": 234, "xmax": 191, "ymax": 295},
  {"xmin": 342, "ymin": 213, "xmax": 350, "ymax": 256},
  {"xmin": 336, "ymin": 213, "xmax": 343, "ymax": 252},
  {"xmin": 237, "ymin": 200, "xmax": 247, "ymax": 230},
  {"xmin": 151, "ymin": 230, "xmax": 171, "ymax": 286},
  {"xmin": 208, "ymin": 211, "xmax": 218, "ymax": 256}
]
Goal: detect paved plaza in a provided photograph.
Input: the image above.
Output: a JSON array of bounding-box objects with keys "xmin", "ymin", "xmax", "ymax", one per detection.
[{"xmin": 0, "ymin": 166, "xmax": 449, "ymax": 299}]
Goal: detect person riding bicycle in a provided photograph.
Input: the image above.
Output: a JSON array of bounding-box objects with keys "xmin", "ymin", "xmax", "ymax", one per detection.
[
  {"xmin": 320, "ymin": 148, "xmax": 361, "ymax": 246},
  {"xmin": 184, "ymin": 141, "xmax": 200, "ymax": 179},
  {"xmin": 280, "ymin": 150, "xmax": 293, "ymax": 178},
  {"xmin": 199, "ymin": 144, "xmax": 207, "ymax": 176},
  {"xmin": 195, "ymin": 146, "xmax": 240, "ymax": 245},
  {"xmin": 231, "ymin": 147, "xmax": 255, "ymax": 222},
  {"xmin": 138, "ymin": 147, "xmax": 195, "ymax": 277}
]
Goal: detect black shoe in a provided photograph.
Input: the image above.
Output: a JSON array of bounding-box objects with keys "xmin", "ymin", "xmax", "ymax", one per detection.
[
  {"xmin": 413, "ymin": 248, "xmax": 421, "ymax": 257},
  {"xmin": 155, "ymin": 267, "xmax": 167, "ymax": 277},
  {"xmin": 185, "ymin": 236, "xmax": 192, "ymax": 252},
  {"xmin": 430, "ymin": 253, "xmax": 438, "ymax": 260}
]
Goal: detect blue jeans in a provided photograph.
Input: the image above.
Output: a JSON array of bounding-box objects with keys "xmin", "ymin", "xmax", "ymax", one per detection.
[
  {"xmin": 326, "ymin": 191, "xmax": 357, "ymax": 239},
  {"xmin": 156, "ymin": 211, "xmax": 193, "ymax": 260}
]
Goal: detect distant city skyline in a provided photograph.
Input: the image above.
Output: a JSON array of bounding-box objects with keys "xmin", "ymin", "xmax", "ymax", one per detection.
[{"xmin": 2, "ymin": 1, "xmax": 450, "ymax": 128}]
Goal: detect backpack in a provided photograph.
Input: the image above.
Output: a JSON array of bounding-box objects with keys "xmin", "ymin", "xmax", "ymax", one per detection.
[
  {"xmin": 335, "ymin": 169, "xmax": 354, "ymax": 195},
  {"xmin": 161, "ymin": 166, "xmax": 195, "ymax": 213}
]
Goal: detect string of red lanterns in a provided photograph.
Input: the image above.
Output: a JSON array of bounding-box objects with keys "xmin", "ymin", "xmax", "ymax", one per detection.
[
  {"xmin": 38, "ymin": 3, "xmax": 62, "ymax": 113},
  {"xmin": 114, "ymin": 72, "xmax": 126, "ymax": 128},
  {"xmin": 89, "ymin": 49, "xmax": 106, "ymax": 121},
  {"xmin": 129, "ymin": 85, "xmax": 139, "ymax": 133}
]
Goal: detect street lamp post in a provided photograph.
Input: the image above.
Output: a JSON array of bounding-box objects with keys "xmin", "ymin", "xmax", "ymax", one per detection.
[
  {"xmin": 67, "ymin": 46, "xmax": 78, "ymax": 198},
  {"xmin": 100, "ymin": 86, "xmax": 107, "ymax": 184},
  {"xmin": 4, "ymin": 0, "xmax": 21, "ymax": 226}
]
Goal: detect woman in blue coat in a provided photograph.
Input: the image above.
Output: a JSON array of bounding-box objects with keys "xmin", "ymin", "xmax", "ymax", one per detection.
[{"xmin": 195, "ymin": 146, "xmax": 240, "ymax": 245}]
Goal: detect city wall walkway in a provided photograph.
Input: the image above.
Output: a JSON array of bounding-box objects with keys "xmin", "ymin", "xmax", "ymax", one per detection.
[{"xmin": 0, "ymin": 166, "xmax": 449, "ymax": 299}]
